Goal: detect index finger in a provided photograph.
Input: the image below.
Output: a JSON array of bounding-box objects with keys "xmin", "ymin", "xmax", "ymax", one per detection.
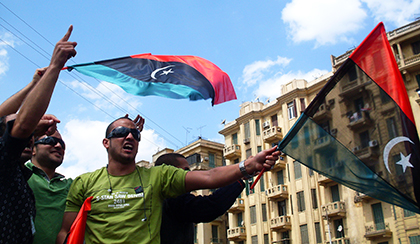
[{"xmin": 60, "ymin": 25, "xmax": 73, "ymax": 42}]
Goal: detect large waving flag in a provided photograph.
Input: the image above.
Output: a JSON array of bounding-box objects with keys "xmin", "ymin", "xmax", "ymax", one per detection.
[
  {"xmin": 277, "ymin": 23, "xmax": 420, "ymax": 213},
  {"xmin": 66, "ymin": 53, "xmax": 236, "ymax": 105}
]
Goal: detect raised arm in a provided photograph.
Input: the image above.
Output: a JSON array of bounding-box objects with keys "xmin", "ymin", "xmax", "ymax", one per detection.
[
  {"xmin": 185, "ymin": 146, "xmax": 280, "ymax": 192},
  {"xmin": 0, "ymin": 67, "xmax": 47, "ymax": 117},
  {"xmin": 11, "ymin": 25, "xmax": 77, "ymax": 139}
]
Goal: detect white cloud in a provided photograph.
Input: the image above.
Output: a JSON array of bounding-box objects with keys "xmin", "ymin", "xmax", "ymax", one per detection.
[
  {"xmin": 57, "ymin": 118, "xmax": 166, "ymax": 179},
  {"xmin": 241, "ymin": 56, "xmax": 291, "ymax": 87},
  {"xmin": 282, "ymin": 0, "xmax": 367, "ymax": 47},
  {"xmin": 67, "ymin": 80, "xmax": 142, "ymax": 113},
  {"xmin": 0, "ymin": 32, "xmax": 16, "ymax": 76},
  {"xmin": 362, "ymin": 0, "xmax": 420, "ymax": 27}
]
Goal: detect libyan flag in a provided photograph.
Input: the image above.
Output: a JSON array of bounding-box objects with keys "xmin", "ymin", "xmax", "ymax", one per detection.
[{"xmin": 278, "ymin": 22, "xmax": 420, "ymax": 213}]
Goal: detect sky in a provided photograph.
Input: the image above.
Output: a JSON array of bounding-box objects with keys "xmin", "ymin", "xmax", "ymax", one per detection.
[{"xmin": 0, "ymin": 0, "xmax": 419, "ymax": 178}]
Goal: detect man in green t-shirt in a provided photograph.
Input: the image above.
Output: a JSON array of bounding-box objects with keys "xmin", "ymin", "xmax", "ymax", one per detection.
[
  {"xmin": 56, "ymin": 116, "xmax": 280, "ymax": 244},
  {"xmin": 26, "ymin": 130, "xmax": 73, "ymax": 244}
]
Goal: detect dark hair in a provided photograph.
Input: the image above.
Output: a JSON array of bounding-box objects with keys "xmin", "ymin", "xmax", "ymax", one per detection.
[
  {"xmin": 155, "ymin": 153, "xmax": 186, "ymax": 167},
  {"xmin": 105, "ymin": 117, "xmax": 133, "ymax": 138},
  {"xmin": 0, "ymin": 115, "xmax": 6, "ymax": 137}
]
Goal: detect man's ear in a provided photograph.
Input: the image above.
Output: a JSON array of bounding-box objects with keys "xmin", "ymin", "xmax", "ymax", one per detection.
[{"xmin": 103, "ymin": 138, "xmax": 110, "ymax": 150}]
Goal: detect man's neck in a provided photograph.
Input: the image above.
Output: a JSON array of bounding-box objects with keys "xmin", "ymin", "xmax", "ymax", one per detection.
[
  {"xmin": 32, "ymin": 160, "xmax": 56, "ymax": 180},
  {"xmin": 107, "ymin": 160, "xmax": 136, "ymax": 176}
]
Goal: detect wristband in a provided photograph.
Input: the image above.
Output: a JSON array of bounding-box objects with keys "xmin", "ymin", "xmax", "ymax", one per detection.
[{"xmin": 239, "ymin": 160, "xmax": 253, "ymax": 179}]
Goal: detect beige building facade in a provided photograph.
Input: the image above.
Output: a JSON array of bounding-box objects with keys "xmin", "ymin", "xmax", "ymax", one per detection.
[{"xmin": 219, "ymin": 19, "xmax": 420, "ymax": 244}]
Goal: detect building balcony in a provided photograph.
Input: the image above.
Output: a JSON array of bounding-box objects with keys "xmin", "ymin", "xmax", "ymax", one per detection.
[
  {"xmin": 347, "ymin": 111, "xmax": 373, "ymax": 130},
  {"xmin": 321, "ymin": 201, "xmax": 346, "ymax": 220},
  {"xmin": 364, "ymin": 223, "xmax": 392, "ymax": 240},
  {"xmin": 326, "ymin": 237, "xmax": 350, "ymax": 244},
  {"xmin": 270, "ymin": 215, "xmax": 291, "ymax": 231},
  {"xmin": 339, "ymin": 80, "xmax": 370, "ymax": 98},
  {"xmin": 272, "ymin": 238, "xmax": 291, "ymax": 244},
  {"xmin": 223, "ymin": 144, "xmax": 241, "ymax": 160},
  {"xmin": 313, "ymin": 135, "xmax": 335, "ymax": 152},
  {"xmin": 263, "ymin": 126, "xmax": 283, "ymax": 143},
  {"xmin": 318, "ymin": 174, "xmax": 335, "ymax": 187},
  {"xmin": 313, "ymin": 103, "xmax": 332, "ymax": 123},
  {"xmin": 272, "ymin": 157, "xmax": 287, "ymax": 171},
  {"xmin": 354, "ymin": 192, "xmax": 374, "ymax": 203},
  {"xmin": 228, "ymin": 198, "xmax": 245, "ymax": 213},
  {"xmin": 352, "ymin": 145, "xmax": 379, "ymax": 165},
  {"xmin": 266, "ymin": 184, "xmax": 288, "ymax": 200},
  {"xmin": 227, "ymin": 227, "xmax": 246, "ymax": 241}
]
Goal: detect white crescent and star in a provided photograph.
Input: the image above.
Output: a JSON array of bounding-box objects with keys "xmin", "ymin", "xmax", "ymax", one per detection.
[
  {"xmin": 151, "ymin": 65, "xmax": 175, "ymax": 80},
  {"xmin": 383, "ymin": 136, "xmax": 414, "ymax": 173}
]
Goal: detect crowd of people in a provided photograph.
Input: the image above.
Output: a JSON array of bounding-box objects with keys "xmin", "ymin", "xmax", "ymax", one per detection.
[{"xmin": 0, "ymin": 26, "xmax": 280, "ymax": 244}]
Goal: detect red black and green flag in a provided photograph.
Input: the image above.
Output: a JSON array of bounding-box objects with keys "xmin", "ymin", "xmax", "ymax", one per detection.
[
  {"xmin": 278, "ymin": 23, "xmax": 420, "ymax": 213},
  {"xmin": 66, "ymin": 53, "xmax": 236, "ymax": 106}
]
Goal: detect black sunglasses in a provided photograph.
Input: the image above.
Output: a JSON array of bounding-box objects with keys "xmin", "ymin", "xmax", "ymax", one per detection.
[
  {"xmin": 34, "ymin": 136, "xmax": 66, "ymax": 150},
  {"xmin": 107, "ymin": 126, "xmax": 141, "ymax": 141}
]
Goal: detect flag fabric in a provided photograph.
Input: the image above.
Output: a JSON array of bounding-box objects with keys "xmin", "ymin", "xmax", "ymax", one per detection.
[
  {"xmin": 65, "ymin": 196, "xmax": 93, "ymax": 244},
  {"xmin": 278, "ymin": 22, "xmax": 420, "ymax": 213},
  {"xmin": 66, "ymin": 53, "xmax": 236, "ymax": 106}
]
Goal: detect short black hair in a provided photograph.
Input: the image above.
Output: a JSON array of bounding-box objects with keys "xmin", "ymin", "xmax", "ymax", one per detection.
[
  {"xmin": 105, "ymin": 117, "xmax": 133, "ymax": 138},
  {"xmin": 155, "ymin": 153, "xmax": 186, "ymax": 167}
]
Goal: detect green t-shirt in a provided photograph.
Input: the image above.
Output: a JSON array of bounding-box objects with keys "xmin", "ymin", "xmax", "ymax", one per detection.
[
  {"xmin": 66, "ymin": 165, "xmax": 187, "ymax": 244},
  {"xmin": 26, "ymin": 162, "xmax": 73, "ymax": 244}
]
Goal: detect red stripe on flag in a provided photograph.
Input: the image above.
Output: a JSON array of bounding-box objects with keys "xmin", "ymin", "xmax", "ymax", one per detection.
[{"xmin": 349, "ymin": 22, "xmax": 415, "ymax": 124}]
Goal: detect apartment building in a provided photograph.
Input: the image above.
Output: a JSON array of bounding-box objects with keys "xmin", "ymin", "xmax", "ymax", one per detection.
[{"xmin": 219, "ymin": 19, "xmax": 420, "ymax": 244}]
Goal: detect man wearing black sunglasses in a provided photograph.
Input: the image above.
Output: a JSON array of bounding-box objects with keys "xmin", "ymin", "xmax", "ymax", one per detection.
[
  {"xmin": 25, "ymin": 131, "xmax": 73, "ymax": 244},
  {"xmin": 58, "ymin": 116, "xmax": 280, "ymax": 244}
]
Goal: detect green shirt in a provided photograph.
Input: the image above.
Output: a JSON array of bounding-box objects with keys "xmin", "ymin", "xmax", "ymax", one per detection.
[
  {"xmin": 25, "ymin": 162, "xmax": 73, "ymax": 244},
  {"xmin": 65, "ymin": 165, "xmax": 187, "ymax": 244}
]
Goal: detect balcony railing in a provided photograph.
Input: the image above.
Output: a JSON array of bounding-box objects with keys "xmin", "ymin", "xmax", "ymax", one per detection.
[
  {"xmin": 227, "ymin": 226, "xmax": 246, "ymax": 241},
  {"xmin": 347, "ymin": 111, "xmax": 372, "ymax": 130},
  {"xmin": 228, "ymin": 198, "xmax": 245, "ymax": 213},
  {"xmin": 263, "ymin": 126, "xmax": 283, "ymax": 143},
  {"xmin": 321, "ymin": 201, "xmax": 346, "ymax": 219},
  {"xmin": 313, "ymin": 135, "xmax": 334, "ymax": 152},
  {"xmin": 326, "ymin": 237, "xmax": 350, "ymax": 244},
  {"xmin": 313, "ymin": 103, "xmax": 332, "ymax": 122},
  {"xmin": 266, "ymin": 184, "xmax": 288, "ymax": 200},
  {"xmin": 364, "ymin": 223, "xmax": 392, "ymax": 239},
  {"xmin": 223, "ymin": 144, "xmax": 241, "ymax": 160},
  {"xmin": 318, "ymin": 174, "xmax": 334, "ymax": 187},
  {"xmin": 270, "ymin": 215, "xmax": 291, "ymax": 231}
]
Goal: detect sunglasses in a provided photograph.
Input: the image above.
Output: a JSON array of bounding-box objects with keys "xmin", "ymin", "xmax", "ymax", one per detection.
[
  {"xmin": 107, "ymin": 126, "xmax": 141, "ymax": 141},
  {"xmin": 34, "ymin": 136, "xmax": 66, "ymax": 150}
]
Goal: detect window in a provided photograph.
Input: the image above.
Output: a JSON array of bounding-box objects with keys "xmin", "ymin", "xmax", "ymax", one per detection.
[
  {"xmin": 245, "ymin": 122, "xmax": 251, "ymax": 139},
  {"xmin": 297, "ymin": 191, "xmax": 305, "ymax": 212},
  {"xmin": 237, "ymin": 212, "xmax": 243, "ymax": 226},
  {"xmin": 380, "ymin": 89, "xmax": 391, "ymax": 104},
  {"xmin": 404, "ymin": 209, "xmax": 416, "ymax": 217},
  {"xmin": 264, "ymin": 234, "xmax": 269, "ymax": 244},
  {"xmin": 331, "ymin": 185, "xmax": 340, "ymax": 202},
  {"xmin": 251, "ymin": 236, "xmax": 258, "ymax": 244},
  {"xmin": 334, "ymin": 219, "xmax": 345, "ymax": 238},
  {"xmin": 300, "ymin": 224, "xmax": 309, "ymax": 244},
  {"xmin": 232, "ymin": 133, "xmax": 238, "ymax": 145},
  {"xmin": 194, "ymin": 224, "xmax": 197, "ymax": 243},
  {"xmin": 246, "ymin": 148, "xmax": 252, "ymax": 159},
  {"xmin": 315, "ymin": 222, "xmax": 322, "ymax": 243},
  {"xmin": 271, "ymin": 114, "xmax": 278, "ymax": 127},
  {"xmin": 260, "ymin": 175, "xmax": 265, "ymax": 192},
  {"xmin": 348, "ymin": 64, "xmax": 358, "ymax": 81},
  {"xmin": 304, "ymin": 126, "xmax": 310, "ymax": 145},
  {"xmin": 294, "ymin": 161, "xmax": 302, "ymax": 180},
  {"xmin": 255, "ymin": 119, "xmax": 261, "ymax": 136},
  {"xmin": 410, "ymin": 235, "xmax": 420, "ymax": 244},
  {"xmin": 359, "ymin": 131, "xmax": 370, "ymax": 148},
  {"xmin": 208, "ymin": 153, "xmax": 215, "ymax": 168},
  {"xmin": 186, "ymin": 153, "xmax": 200, "ymax": 165},
  {"xmin": 387, "ymin": 117, "xmax": 398, "ymax": 139},
  {"xmin": 287, "ymin": 101, "xmax": 297, "ymax": 119},
  {"xmin": 373, "ymin": 51, "xmax": 385, "ymax": 73},
  {"xmin": 277, "ymin": 170, "xmax": 284, "ymax": 185},
  {"xmin": 282, "ymin": 232, "xmax": 290, "ymax": 244},
  {"xmin": 412, "ymin": 40, "xmax": 420, "ymax": 55},
  {"xmin": 262, "ymin": 203, "xmax": 267, "ymax": 222},
  {"xmin": 250, "ymin": 205, "xmax": 257, "ymax": 224},
  {"xmin": 372, "ymin": 203, "xmax": 385, "ymax": 230},
  {"xmin": 311, "ymin": 189, "xmax": 318, "ymax": 209},
  {"xmin": 257, "ymin": 146, "xmax": 262, "ymax": 153},
  {"xmin": 211, "ymin": 225, "xmax": 219, "ymax": 243},
  {"xmin": 278, "ymin": 200, "xmax": 286, "ymax": 216},
  {"xmin": 300, "ymin": 98, "xmax": 306, "ymax": 112}
]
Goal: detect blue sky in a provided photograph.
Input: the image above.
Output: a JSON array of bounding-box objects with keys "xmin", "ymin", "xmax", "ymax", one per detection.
[{"xmin": 0, "ymin": 0, "xmax": 419, "ymax": 178}]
